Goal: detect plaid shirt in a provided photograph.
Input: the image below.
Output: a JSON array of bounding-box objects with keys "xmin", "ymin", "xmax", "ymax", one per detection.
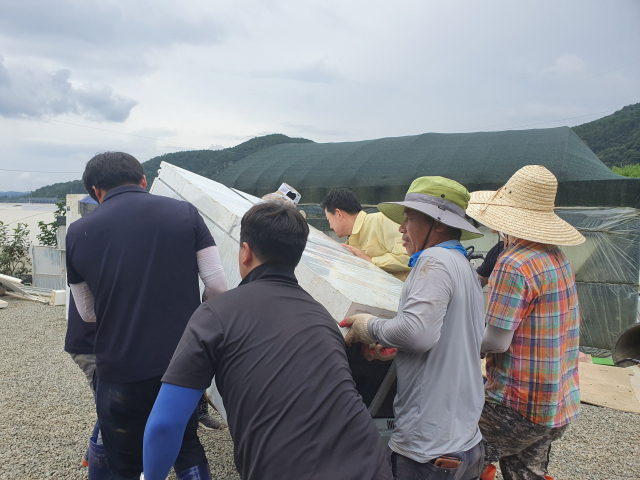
[{"xmin": 485, "ymin": 239, "xmax": 580, "ymax": 427}]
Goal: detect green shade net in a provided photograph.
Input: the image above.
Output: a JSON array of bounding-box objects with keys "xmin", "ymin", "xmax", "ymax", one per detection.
[{"xmin": 218, "ymin": 126, "xmax": 640, "ymax": 208}]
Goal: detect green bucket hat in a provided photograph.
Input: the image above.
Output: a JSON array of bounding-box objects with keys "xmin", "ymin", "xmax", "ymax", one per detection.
[{"xmin": 378, "ymin": 176, "xmax": 483, "ymax": 241}]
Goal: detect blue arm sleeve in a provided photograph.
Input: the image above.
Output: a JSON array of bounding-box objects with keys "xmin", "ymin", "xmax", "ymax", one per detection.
[{"xmin": 143, "ymin": 383, "xmax": 205, "ymax": 480}]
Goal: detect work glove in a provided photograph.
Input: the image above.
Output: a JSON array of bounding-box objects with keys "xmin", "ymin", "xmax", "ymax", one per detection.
[
  {"xmin": 362, "ymin": 343, "xmax": 397, "ymax": 362},
  {"xmin": 340, "ymin": 314, "xmax": 376, "ymax": 346}
]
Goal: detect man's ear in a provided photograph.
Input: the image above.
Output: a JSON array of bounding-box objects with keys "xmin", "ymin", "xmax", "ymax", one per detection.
[
  {"xmin": 93, "ymin": 186, "xmax": 105, "ymax": 204},
  {"xmin": 140, "ymin": 175, "xmax": 148, "ymax": 189},
  {"xmin": 435, "ymin": 221, "xmax": 448, "ymax": 233},
  {"xmin": 334, "ymin": 208, "xmax": 343, "ymax": 220},
  {"xmin": 241, "ymin": 242, "xmax": 253, "ymax": 266}
]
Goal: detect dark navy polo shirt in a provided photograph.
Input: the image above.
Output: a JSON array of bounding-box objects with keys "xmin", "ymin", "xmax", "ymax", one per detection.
[
  {"xmin": 64, "ymin": 291, "xmax": 97, "ymax": 355},
  {"xmin": 163, "ymin": 263, "xmax": 392, "ymax": 480},
  {"xmin": 66, "ymin": 185, "xmax": 215, "ymax": 383}
]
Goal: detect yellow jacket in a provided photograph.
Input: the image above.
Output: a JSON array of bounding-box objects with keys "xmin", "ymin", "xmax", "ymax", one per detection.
[{"xmin": 346, "ymin": 211, "xmax": 412, "ymax": 281}]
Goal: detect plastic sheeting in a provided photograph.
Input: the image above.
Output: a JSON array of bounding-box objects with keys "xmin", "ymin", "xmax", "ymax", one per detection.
[
  {"xmin": 150, "ymin": 162, "xmax": 404, "ymax": 324},
  {"xmin": 465, "ymin": 208, "xmax": 640, "ymax": 350},
  {"xmin": 151, "ymin": 162, "xmax": 402, "ymax": 420},
  {"xmin": 555, "ymin": 208, "xmax": 640, "ymax": 350}
]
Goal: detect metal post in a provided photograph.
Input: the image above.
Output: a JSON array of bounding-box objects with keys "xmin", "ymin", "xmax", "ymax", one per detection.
[{"xmin": 368, "ymin": 360, "xmax": 397, "ymax": 417}]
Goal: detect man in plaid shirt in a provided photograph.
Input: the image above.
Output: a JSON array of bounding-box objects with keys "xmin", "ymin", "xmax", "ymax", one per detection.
[{"xmin": 467, "ymin": 165, "xmax": 585, "ymax": 480}]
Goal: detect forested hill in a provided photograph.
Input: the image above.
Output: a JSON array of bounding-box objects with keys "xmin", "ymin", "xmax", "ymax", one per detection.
[
  {"xmin": 572, "ymin": 102, "xmax": 640, "ymax": 168},
  {"xmin": 23, "ymin": 134, "xmax": 312, "ymax": 200},
  {"xmin": 17, "ymin": 104, "xmax": 640, "ymax": 201},
  {"xmin": 141, "ymin": 134, "xmax": 312, "ymax": 187}
]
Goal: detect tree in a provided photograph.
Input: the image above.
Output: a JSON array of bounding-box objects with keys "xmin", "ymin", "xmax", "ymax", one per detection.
[
  {"xmin": 36, "ymin": 199, "xmax": 66, "ymax": 247},
  {"xmin": 612, "ymin": 164, "xmax": 640, "ymax": 178},
  {"xmin": 0, "ymin": 222, "xmax": 31, "ymax": 277}
]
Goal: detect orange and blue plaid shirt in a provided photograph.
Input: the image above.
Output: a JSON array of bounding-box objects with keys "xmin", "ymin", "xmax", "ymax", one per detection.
[{"xmin": 485, "ymin": 239, "xmax": 580, "ymax": 427}]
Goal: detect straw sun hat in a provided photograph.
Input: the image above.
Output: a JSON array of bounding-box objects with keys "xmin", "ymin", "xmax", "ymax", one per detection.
[{"xmin": 466, "ymin": 165, "xmax": 585, "ymax": 246}]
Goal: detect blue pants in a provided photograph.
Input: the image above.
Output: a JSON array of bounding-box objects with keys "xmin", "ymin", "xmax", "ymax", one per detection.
[
  {"xmin": 391, "ymin": 441, "xmax": 484, "ymax": 480},
  {"xmin": 95, "ymin": 375, "xmax": 207, "ymax": 479}
]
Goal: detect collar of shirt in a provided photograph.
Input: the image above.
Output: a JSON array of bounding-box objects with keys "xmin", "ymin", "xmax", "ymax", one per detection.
[
  {"xmin": 239, "ymin": 262, "xmax": 299, "ymax": 287},
  {"xmin": 505, "ymin": 237, "xmax": 553, "ymax": 255},
  {"xmin": 408, "ymin": 239, "xmax": 467, "ymax": 267},
  {"xmin": 102, "ymin": 185, "xmax": 148, "ymax": 203},
  {"xmin": 350, "ymin": 210, "xmax": 368, "ymax": 236}
]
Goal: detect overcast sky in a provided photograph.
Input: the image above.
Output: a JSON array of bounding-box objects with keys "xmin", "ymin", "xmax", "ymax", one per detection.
[{"xmin": 1, "ymin": 0, "xmax": 639, "ymax": 192}]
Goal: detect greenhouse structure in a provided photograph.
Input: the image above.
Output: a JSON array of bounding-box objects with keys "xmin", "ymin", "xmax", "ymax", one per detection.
[{"xmin": 218, "ymin": 126, "xmax": 640, "ymax": 351}]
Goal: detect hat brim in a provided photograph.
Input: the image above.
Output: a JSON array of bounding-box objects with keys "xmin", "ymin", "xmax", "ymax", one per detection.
[
  {"xmin": 467, "ymin": 191, "xmax": 585, "ymax": 246},
  {"xmin": 378, "ymin": 201, "xmax": 483, "ymax": 241}
]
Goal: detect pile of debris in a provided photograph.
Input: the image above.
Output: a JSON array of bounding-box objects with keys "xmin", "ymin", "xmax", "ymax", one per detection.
[{"xmin": 0, "ymin": 273, "xmax": 65, "ymax": 307}]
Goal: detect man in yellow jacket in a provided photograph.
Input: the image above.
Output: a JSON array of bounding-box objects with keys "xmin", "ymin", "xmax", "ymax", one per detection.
[{"xmin": 321, "ymin": 188, "xmax": 411, "ymax": 281}]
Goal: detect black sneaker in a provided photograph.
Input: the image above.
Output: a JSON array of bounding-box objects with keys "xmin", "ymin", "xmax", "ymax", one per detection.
[
  {"xmin": 198, "ymin": 413, "xmax": 223, "ymax": 430},
  {"xmin": 197, "ymin": 394, "xmax": 223, "ymax": 430}
]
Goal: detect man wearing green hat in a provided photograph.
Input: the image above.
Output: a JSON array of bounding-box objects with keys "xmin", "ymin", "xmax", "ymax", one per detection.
[{"xmin": 343, "ymin": 177, "xmax": 486, "ymax": 480}]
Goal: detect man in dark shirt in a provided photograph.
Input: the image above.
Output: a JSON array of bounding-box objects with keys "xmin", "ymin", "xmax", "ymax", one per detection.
[
  {"xmin": 65, "ymin": 291, "xmax": 99, "ymax": 468},
  {"xmin": 66, "ymin": 152, "xmax": 224, "ymax": 479},
  {"xmin": 476, "ymin": 240, "xmax": 504, "ymax": 287},
  {"xmin": 142, "ymin": 202, "xmax": 392, "ymax": 480}
]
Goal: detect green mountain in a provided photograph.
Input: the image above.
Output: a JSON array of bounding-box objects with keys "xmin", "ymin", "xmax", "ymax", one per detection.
[
  {"xmin": 0, "ymin": 191, "xmax": 29, "ymax": 197},
  {"xmin": 141, "ymin": 134, "xmax": 312, "ymax": 187},
  {"xmin": 15, "ymin": 104, "xmax": 640, "ymax": 201},
  {"xmin": 572, "ymin": 102, "xmax": 640, "ymax": 168},
  {"xmin": 16, "ymin": 134, "xmax": 312, "ymax": 201},
  {"xmin": 23, "ymin": 180, "xmax": 86, "ymax": 199}
]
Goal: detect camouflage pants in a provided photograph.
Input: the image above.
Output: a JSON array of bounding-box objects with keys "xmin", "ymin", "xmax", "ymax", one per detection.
[{"xmin": 479, "ymin": 401, "xmax": 568, "ymax": 480}]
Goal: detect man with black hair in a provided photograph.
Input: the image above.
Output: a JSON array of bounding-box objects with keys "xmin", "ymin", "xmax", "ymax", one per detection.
[
  {"xmin": 66, "ymin": 152, "xmax": 228, "ymax": 480},
  {"xmin": 142, "ymin": 202, "xmax": 392, "ymax": 480},
  {"xmin": 321, "ymin": 188, "xmax": 411, "ymax": 281}
]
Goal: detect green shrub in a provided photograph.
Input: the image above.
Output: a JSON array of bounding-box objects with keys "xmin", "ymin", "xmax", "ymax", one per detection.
[
  {"xmin": 36, "ymin": 199, "xmax": 66, "ymax": 247},
  {"xmin": 0, "ymin": 222, "xmax": 31, "ymax": 277},
  {"xmin": 612, "ymin": 164, "xmax": 640, "ymax": 178}
]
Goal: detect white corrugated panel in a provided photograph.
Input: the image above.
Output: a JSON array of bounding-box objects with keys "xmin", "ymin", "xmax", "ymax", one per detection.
[
  {"xmin": 150, "ymin": 162, "xmax": 403, "ymax": 325},
  {"xmin": 151, "ymin": 162, "xmax": 401, "ymax": 427},
  {"xmin": 31, "ymin": 245, "xmax": 66, "ymax": 290}
]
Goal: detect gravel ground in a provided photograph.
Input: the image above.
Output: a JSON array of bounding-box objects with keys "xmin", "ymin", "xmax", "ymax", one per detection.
[
  {"xmin": 0, "ymin": 296, "xmax": 238, "ymax": 480},
  {"xmin": 1, "ymin": 296, "xmax": 639, "ymax": 480}
]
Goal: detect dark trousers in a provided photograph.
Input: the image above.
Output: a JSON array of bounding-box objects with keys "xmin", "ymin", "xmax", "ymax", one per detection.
[
  {"xmin": 95, "ymin": 375, "xmax": 207, "ymax": 479},
  {"xmin": 479, "ymin": 401, "xmax": 568, "ymax": 480},
  {"xmin": 391, "ymin": 441, "xmax": 484, "ymax": 480}
]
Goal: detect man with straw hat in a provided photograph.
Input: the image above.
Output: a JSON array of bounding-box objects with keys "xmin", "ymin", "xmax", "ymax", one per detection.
[
  {"xmin": 342, "ymin": 177, "xmax": 486, "ymax": 480},
  {"xmin": 467, "ymin": 165, "xmax": 584, "ymax": 480}
]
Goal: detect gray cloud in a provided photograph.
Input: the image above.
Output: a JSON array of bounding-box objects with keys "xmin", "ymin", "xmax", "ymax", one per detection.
[
  {"xmin": 0, "ymin": 1, "xmax": 227, "ymax": 73},
  {"xmin": 1, "ymin": 0, "xmax": 639, "ymax": 193},
  {"xmin": 276, "ymin": 62, "xmax": 339, "ymax": 84},
  {"xmin": 279, "ymin": 122, "xmax": 350, "ymax": 137},
  {"xmin": 0, "ymin": 57, "xmax": 137, "ymax": 121}
]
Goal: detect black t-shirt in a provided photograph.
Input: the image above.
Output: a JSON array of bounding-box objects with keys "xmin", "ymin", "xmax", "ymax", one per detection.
[
  {"xmin": 64, "ymin": 291, "xmax": 96, "ymax": 354},
  {"xmin": 476, "ymin": 241, "xmax": 504, "ymax": 278},
  {"xmin": 163, "ymin": 263, "xmax": 392, "ymax": 480},
  {"xmin": 66, "ymin": 185, "xmax": 215, "ymax": 383}
]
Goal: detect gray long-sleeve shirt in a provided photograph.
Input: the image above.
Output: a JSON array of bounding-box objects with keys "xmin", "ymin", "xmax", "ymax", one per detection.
[{"xmin": 368, "ymin": 246, "xmax": 485, "ymax": 462}]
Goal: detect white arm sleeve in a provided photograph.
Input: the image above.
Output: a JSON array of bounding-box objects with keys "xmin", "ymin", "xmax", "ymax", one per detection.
[
  {"xmin": 69, "ymin": 282, "xmax": 97, "ymax": 323},
  {"xmin": 197, "ymin": 246, "xmax": 228, "ymax": 301},
  {"xmin": 368, "ymin": 256, "xmax": 453, "ymax": 353},
  {"xmin": 480, "ymin": 323, "xmax": 515, "ymax": 354}
]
